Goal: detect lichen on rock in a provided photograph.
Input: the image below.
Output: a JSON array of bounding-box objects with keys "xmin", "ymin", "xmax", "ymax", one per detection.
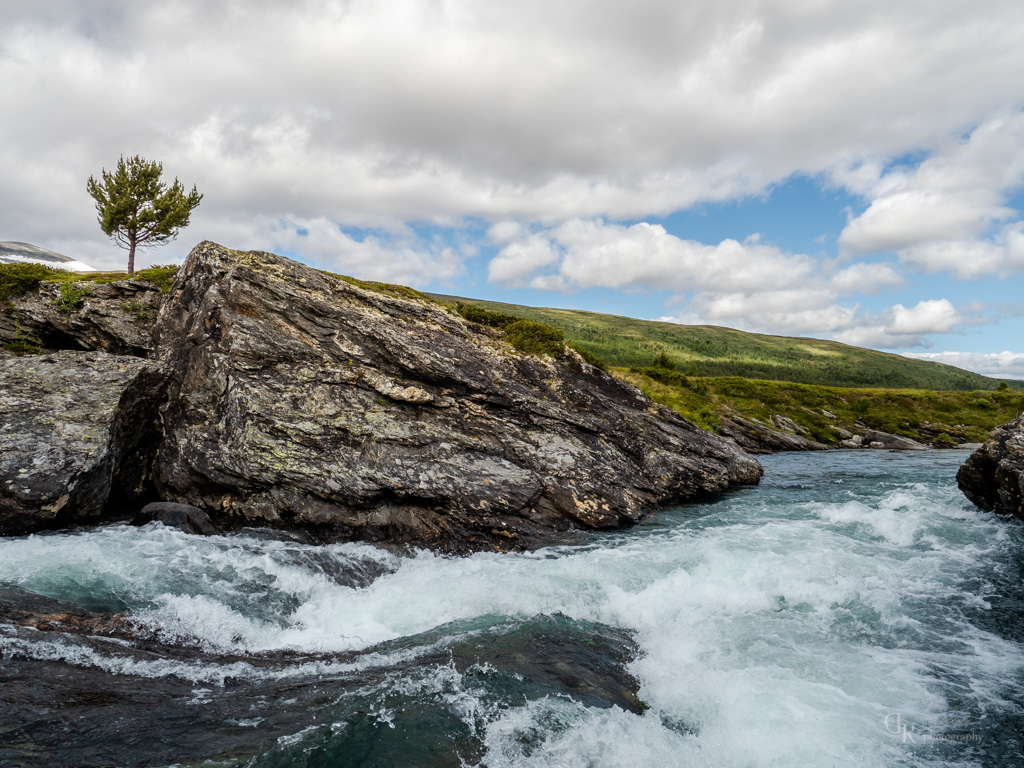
[{"xmin": 0, "ymin": 351, "xmax": 167, "ymax": 534}]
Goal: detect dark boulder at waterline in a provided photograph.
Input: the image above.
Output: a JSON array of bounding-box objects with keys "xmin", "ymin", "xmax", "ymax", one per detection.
[
  {"xmin": 957, "ymin": 414, "xmax": 1024, "ymax": 520},
  {"xmin": 0, "ymin": 352, "xmax": 167, "ymax": 535},
  {"xmin": 133, "ymin": 501, "xmax": 220, "ymax": 535},
  {"xmin": 149, "ymin": 242, "xmax": 762, "ymax": 551}
]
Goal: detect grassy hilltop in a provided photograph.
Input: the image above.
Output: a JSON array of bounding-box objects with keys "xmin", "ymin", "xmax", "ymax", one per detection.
[{"xmin": 439, "ymin": 296, "xmax": 1021, "ymax": 392}]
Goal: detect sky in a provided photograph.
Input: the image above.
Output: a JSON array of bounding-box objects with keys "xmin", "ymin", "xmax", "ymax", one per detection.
[{"xmin": 3, "ymin": 1, "xmax": 1024, "ymax": 378}]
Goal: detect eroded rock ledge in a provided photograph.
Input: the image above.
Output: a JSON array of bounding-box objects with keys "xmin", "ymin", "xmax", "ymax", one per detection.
[
  {"xmin": 0, "ymin": 242, "xmax": 763, "ymax": 550},
  {"xmin": 957, "ymin": 415, "xmax": 1024, "ymax": 520}
]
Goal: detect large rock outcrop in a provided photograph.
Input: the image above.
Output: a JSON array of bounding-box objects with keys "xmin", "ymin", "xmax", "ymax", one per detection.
[
  {"xmin": 150, "ymin": 242, "xmax": 762, "ymax": 551},
  {"xmin": 957, "ymin": 415, "xmax": 1024, "ymax": 520},
  {"xmin": 0, "ymin": 351, "xmax": 167, "ymax": 535},
  {"xmin": 0, "ymin": 279, "xmax": 162, "ymax": 356}
]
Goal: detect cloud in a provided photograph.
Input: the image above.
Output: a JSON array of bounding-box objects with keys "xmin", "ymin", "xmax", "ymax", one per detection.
[
  {"xmin": 896, "ymin": 224, "xmax": 1024, "ymax": 279},
  {"xmin": 5, "ymin": 0, "xmax": 1024, "ymax": 265},
  {"xmin": 488, "ymin": 218, "xmax": 976, "ymax": 348},
  {"xmin": 903, "ymin": 351, "xmax": 1024, "ymax": 380},
  {"xmin": 838, "ymin": 113, "xmax": 1024, "ymax": 277},
  {"xmin": 664, "ymin": 293, "xmax": 967, "ymax": 349},
  {"xmin": 829, "ymin": 262, "xmax": 904, "ymax": 294},
  {"xmin": 489, "ymin": 219, "xmax": 816, "ymax": 292},
  {"xmin": 53, "ymin": 215, "xmax": 465, "ymax": 286},
  {"xmin": 487, "ymin": 235, "xmax": 561, "ymax": 287},
  {"xmin": 889, "ymin": 299, "xmax": 962, "ymax": 335}
]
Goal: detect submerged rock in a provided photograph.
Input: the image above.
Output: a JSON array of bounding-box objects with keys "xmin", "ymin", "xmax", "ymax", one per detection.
[
  {"xmin": 957, "ymin": 415, "xmax": 1024, "ymax": 520},
  {"xmin": 0, "ymin": 279, "xmax": 162, "ymax": 357},
  {"xmin": 0, "ymin": 351, "xmax": 167, "ymax": 535},
  {"xmin": 133, "ymin": 501, "xmax": 220, "ymax": 535},
  {"xmin": 151, "ymin": 242, "xmax": 762, "ymax": 551}
]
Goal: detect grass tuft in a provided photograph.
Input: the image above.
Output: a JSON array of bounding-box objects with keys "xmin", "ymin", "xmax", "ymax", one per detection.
[
  {"xmin": 131, "ymin": 265, "xmax": 178, "ymax": 292},
  {"xmin": 51, "ymin": 282, "xmax": 89, "ymax": 313}
]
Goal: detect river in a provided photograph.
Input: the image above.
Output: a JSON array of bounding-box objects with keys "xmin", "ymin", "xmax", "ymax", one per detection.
[{"xmin": 1, "ymin": 451, "xmax": 1022, "ymax": 767}]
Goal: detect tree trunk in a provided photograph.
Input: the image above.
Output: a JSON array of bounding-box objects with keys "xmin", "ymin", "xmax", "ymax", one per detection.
[{"xmin": 127, "ymin": 241, "xmax": 136, "ymax": 274}]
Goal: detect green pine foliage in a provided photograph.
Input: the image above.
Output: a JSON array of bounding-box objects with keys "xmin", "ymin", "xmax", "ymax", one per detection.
[{"xmin": 87, "ymin": 155, "xmax": 202, "ymax": 273}]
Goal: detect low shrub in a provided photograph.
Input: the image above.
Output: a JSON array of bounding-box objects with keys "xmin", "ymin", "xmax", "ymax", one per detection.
[
  {"xmin": 631, "ymin": 365, "xmax": 688, "ymax": 388},
  {"xmin": 504, "ymin": 319, "xmax": 565, "ymax": 357},
  {"xmin": 51, "ymin": 282, "xmax": 89, "ymax": 313},
  {"xmin": 650, "ymin": 351, "xmax": 676, "ymax": 370},
  {"xmin": 455, "ymin": 302, "xmax": 518, "ymax": 329},
  {"xmin": 0, "ymin": 263, "xmax": 64, "ymax": 303},
  {"xmin": 569, "ymin": 342, "xmax": 608, "ymax": 371}
]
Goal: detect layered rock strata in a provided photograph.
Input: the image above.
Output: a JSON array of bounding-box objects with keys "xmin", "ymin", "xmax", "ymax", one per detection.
[{"xmin": 1, "ymin": 279, "xmax": 162, "ymax": 356}]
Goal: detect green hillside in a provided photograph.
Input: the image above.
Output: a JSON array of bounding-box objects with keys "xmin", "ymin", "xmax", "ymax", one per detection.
[
  {"xmin": 623, "ymin": 369, "xmax": 1024, "ymax": 446},
  {"xmin": 437, "ymin": 296, "xmax": 1021, "ymax": 392}
]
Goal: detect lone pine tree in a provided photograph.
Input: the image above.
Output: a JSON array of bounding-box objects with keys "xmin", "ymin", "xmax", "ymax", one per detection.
[{"xmin": 87, "ymin": 155, "xmax": 202, "ymax": 273}]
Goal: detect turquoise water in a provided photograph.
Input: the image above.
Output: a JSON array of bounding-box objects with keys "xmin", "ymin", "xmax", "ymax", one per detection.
[{"xmin": 1, "ymin": 451, "xmax": 1022, "ymax": 766}]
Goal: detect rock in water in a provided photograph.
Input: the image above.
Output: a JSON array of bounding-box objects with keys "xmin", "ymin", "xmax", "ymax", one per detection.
[
  {"xmin": 0, "ymin": 352, "xmax": 167, "ymax": 535},
  {"xmin": 957, "ymin": 415, "xmax": 1024, "ymax": 520},
  {"xmin": 152, "ymin": 242, "xmax": 762, "ymax": 551},
  {"xmin": 134, "ymin": 502, "xmax": 220, "ymax": 535}
]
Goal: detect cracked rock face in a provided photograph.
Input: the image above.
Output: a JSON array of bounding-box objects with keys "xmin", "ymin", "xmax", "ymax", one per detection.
[
  {"xmin": 0, "ymin": 280, "xmax": 163, "ymax": 357},
  {"xmin": 152, "ymin": 242, "xmax": 762, "ymax": 552},
  {"xmin": 957, "ymin": 415, "xmax": 1024, "ymax": 521},
  {"xmin": 0, "ymin": 351, "xmax": 166, "ymax": 534}
]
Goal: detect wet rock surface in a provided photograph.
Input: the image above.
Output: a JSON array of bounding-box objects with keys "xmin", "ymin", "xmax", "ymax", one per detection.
[
  {"xmin": 0, "ymin": 279, "xmax": 162, "ymax": 357},
  {"xmin": 0, "ymin": 352, "xmax": 167, "ymax": 535},
  {"xmin": 958, "ymin": 414, "xmax": 1024, "ymax": 520},
  {"xmin": 150, "ymin": 242, "xmax": 762, "ymax": 551},
  {"xmin": 133, "ymin": 501, "xmax": 220, "ymax": 535}
]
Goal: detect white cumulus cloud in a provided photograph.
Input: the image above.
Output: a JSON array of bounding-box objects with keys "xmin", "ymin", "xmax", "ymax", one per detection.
[{"xmin": 903, "ymin": 351, "xmax": 1024, "ymax": 380}]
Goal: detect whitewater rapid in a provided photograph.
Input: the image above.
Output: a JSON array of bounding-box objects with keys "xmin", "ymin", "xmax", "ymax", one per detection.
[{"xmin": 1, "ymin": 450, "xmax": 1021, "ymax": 767}]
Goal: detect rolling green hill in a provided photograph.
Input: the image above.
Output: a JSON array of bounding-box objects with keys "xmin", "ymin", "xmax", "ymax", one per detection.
[{"xmin": 436, "ymin": 296, "xmax": 1022, "ymax": 392}]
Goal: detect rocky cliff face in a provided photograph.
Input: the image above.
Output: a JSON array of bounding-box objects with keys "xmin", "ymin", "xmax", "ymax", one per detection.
[
  {"xmin": 149, "ymin": 242, "xmax": 762, "ymax": 551},
  {"xmin": 0, "ymin": 351, "xmax": 166, "ymax": 535},
  {"xmin": 957, "ymin": 415, "xmax": 1024, "ymax": 520},
  {"xmin": 0, "ymin": 279, "xmax": 162, "ymax": 356}
]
